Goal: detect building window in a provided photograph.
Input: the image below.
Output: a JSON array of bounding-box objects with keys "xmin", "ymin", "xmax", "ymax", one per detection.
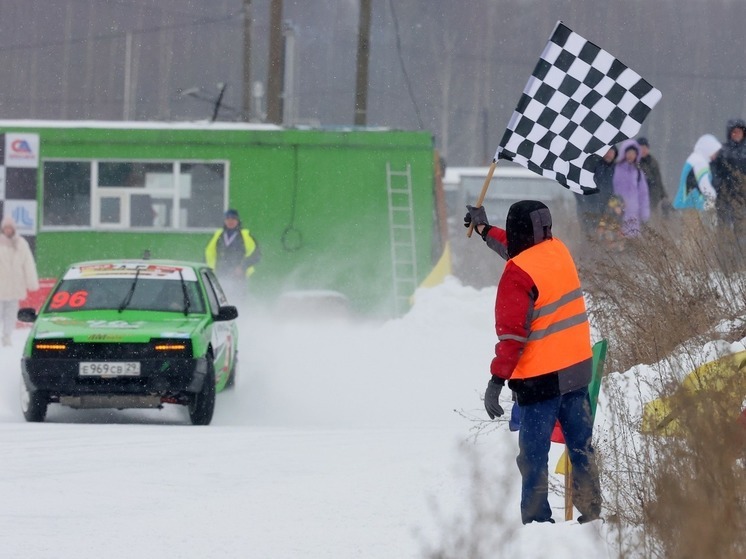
[
  {"xmin": 43, "ymin": 161, "xmax": 91, "ymax": 226},
  {"xmin": 42, "ymin": 160, "xmax": 227, "ymax": 230}
]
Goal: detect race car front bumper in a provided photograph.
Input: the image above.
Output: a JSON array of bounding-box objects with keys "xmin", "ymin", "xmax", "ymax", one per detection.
[{"xmin": 22, "ymin": 356, "xmax": 209, "ymax": 398}]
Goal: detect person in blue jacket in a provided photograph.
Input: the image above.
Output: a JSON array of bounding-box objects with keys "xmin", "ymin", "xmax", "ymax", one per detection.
[{"xmin": 674, "ymin": 134, "xmax": 721, "ymax": 211}]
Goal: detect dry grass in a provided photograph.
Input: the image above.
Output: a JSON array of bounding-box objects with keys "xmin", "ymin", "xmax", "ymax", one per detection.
[
  {"xmin": 578, "ymin": 212, "xmax": 746, "ymax": 373},
  {"xmin": 642, "ymin": 379, "xmax": 746, "ymax": 559},
  {"xmin": 581, "ymin": 213, "xmax": 746, "ymax": 558}
]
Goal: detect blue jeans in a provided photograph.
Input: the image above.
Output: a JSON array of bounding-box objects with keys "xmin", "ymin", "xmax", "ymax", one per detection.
[{"xmin": 516, "ymin": 386, "xmax": 601, "ymax": 523}]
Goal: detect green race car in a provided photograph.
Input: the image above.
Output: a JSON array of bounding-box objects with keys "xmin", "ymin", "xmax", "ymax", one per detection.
[{"xmin": 18, "ymin": 259, "xmax": 239, "ymax": 425}]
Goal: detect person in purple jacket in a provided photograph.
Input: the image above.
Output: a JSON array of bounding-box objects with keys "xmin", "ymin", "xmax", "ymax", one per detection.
[{"xmin": 612, "ymin": 139, "xmax": 650, "ymax": 237}]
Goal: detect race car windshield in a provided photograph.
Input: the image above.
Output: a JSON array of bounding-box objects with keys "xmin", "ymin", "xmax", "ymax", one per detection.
[{"xmin": 46, "ymin": 277, "xmax": 206, "ymax": 314}]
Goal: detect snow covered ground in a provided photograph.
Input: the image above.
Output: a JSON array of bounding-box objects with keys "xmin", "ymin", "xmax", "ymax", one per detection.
[{"xmin": 2, "ymin": 277, "xmax": 740, "ymax": 558}]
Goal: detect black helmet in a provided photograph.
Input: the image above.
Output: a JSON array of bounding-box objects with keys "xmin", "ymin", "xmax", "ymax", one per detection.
[{"xmin": 506, "ymin": 200, "xmax": 552, "ymax": 258}]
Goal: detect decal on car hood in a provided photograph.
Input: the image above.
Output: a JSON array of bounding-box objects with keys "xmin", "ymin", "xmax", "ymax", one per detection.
[{"xmin": 33, "ymin": 315, "xmax": 206, "ymax": 343}]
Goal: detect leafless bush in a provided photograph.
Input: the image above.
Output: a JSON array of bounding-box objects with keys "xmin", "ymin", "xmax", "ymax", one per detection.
[
  {"xmin": 643, "ymin": 379, "xmax": 746, "ymax": 558},
  {"xmin": 584, "ymin": 214, "xmax": 746, "ymax": 558},
  {"xmin": 578, "ymin": 213, "xmax": 746, "ymax": 373},
  {"xmin": 601, "ymin": 357, "xmax": 746, "ymax": 558}
]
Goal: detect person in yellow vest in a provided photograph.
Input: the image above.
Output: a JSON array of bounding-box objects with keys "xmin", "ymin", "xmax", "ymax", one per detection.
[
  {"xmin": 465, "ymin": 200, "xmax": 601, "ymax": 525},
  {"xmin": 205, "ymin": 209, "xmax": 261, "ymax": 304}
]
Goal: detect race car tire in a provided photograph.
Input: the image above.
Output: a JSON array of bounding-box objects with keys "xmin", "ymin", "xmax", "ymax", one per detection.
[
  {"xmin": 189, "ymin": 355, "xmax": 216, "ymax": 426},
  {"xmin": 21, "ymin": 381, "xmax": 48, "ymax": 423}
]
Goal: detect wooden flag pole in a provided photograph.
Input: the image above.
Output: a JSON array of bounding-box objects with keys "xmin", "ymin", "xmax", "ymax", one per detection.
[
  {"xmin": 564, "ymin": 447, "xmax": 573, "ymax": 521},
  {"xmin": 466, "ymin": 159, "xmax": 497, "ymax": 238}
]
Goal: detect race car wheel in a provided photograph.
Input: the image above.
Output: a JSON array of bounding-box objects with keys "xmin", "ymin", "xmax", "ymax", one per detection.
[
  {"xmin": 20, "ymin": 381, "xmax": 48, "ymax": 423},
  {"xmin": 189, "ymin": 355, "xmax": 216, "ymax": 425}
]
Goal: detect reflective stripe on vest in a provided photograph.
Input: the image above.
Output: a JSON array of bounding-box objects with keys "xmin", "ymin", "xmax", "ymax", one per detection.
[{"xmin": 509, "ymin": 238, "xmax": 592, "ymax": 379}]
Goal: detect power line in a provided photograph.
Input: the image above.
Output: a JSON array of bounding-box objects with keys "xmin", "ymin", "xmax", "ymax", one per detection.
[
  {"xmin": 387, "ymin": 0, "xmax": 424, "ymax": 130},
  {"xmin": 61, "ymin": 0, "xmax": 216, "ymax": 19},
  {"xmin": 0, "ymin": 11, "xmax": 241, "ymax": 53}
]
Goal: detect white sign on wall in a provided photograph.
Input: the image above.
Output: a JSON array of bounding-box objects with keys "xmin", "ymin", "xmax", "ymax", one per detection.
[
  {"xmin": 5, "ymin": 133, "xmax": 40, "ymax": 168},
  {"xmin": 3, "ymin": 200, "xmax": 37, "ymax": 235}
]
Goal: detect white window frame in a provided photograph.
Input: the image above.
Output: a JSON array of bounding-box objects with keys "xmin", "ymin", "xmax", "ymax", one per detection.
[
  {"xmin": 41, "ymin": 158, "xmax": 230, "ymax": 232},
  {"xmin": 94, "ymin": 192, "xmax": 129, "ymax": 229}
]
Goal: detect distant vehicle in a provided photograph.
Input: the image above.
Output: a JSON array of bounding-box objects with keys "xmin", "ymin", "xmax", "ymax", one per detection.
[
  {"xmin": 275, "ymin": 290, "xmax": 351, "ymax": 320},
  {"xmin": 442, "ymin": 162, "xmax": 577, "ymax": 238},
  {"xmin": 17, "ymin": 259, "xmax": 239, "ymax": 425}
]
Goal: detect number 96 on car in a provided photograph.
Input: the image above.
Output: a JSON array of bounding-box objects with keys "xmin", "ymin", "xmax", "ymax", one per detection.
[{"xmin": 79, "ymin": 362, "xmax": 141, "ymax": 377}]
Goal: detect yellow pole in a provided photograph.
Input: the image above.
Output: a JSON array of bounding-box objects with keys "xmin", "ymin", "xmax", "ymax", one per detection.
[
  {"xmin": 466, "ymin": 160, "xmax": 497, "ymax": 237},
  {"xmin": 564, "ymin": 447, "xmax": 573, "ymax": 521}
]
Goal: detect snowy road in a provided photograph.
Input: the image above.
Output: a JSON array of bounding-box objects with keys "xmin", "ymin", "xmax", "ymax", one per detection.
[{"xmin": 0, "ymin": 282, "xmax": 610, "ymax": 558}]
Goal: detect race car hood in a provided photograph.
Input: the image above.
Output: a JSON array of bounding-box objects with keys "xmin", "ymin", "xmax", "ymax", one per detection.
[{"xmin": 30, "ymin": 310, "xmax": 210, "ymax": 344}]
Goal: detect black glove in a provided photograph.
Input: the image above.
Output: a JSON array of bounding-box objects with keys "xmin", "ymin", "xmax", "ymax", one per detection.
[
  {"xmin": 464, "ymin": 205, "xmax": 489, "ymax": 228},
  {"xmin": 484, "ymin": 376, "xmax": 505, "ymax": 419},
  {"xmin": 464, "ymin": 205, "xmax": 492, "ymax": 239}
]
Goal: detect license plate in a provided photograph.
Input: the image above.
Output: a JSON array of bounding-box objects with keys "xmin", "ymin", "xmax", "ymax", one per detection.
[{"xmin": 79, "ymin": 362, "xmax": 141, "ymax": 377}]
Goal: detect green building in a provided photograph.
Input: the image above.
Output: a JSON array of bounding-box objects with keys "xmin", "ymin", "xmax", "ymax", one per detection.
[{"xmin": 0, "ymin": 121, "xmax": 437, "ymax": 317}]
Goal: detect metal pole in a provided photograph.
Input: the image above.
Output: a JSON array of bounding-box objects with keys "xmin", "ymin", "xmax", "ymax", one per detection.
[
  {"xmin": 266, "ymin": 0, "xmax": 284, "ymax": 124},
  {"xmin": 354, "ymin": 0, "xmax": 372, "ymax": 126},
  {"xmin": 123, "ymin": 32, "xmax": 132, "ymax": 120},
  {"xmin": 241, "ymin": 0, "xmax": 252, "ymax": 121},
  {"xmin": 282, "ymin": 21, "xmax": 296, "ymax": 126}
]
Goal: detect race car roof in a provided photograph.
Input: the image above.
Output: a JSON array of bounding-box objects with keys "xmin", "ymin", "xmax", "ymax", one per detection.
[{"xmin": 63, "ymin": 260, "xmax": 202, "ymax": 282}]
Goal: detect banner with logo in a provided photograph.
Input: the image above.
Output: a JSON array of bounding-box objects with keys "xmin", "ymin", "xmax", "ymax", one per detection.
[{"xmin": 0, "ymin": 133, "xmax": 40, "ymax": 242}]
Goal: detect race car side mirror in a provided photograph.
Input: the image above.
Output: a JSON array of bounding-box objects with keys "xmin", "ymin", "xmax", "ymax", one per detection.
[
  {"xmin": 17, "ymin": 308, "xmax": 38, "ymax": 323},
  {"xmin": 215, "ymin": 305, "xmax": 238, "ymax": 322}
]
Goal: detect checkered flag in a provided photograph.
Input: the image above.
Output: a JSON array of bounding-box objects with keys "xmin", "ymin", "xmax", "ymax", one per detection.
[{"xmin": 496, "ymin": 21, "xmax": 662, "ymax": 194}]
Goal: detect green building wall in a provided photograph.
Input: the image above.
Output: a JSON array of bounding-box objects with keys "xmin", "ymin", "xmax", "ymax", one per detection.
[{"xmin": 0, "ymin": 122, "xmax": 436, "ymax": 317}]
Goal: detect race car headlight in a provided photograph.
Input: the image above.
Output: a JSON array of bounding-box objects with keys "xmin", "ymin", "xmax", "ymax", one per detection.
[
  {"xmin": 31, "ymin": 338, "xmax": 74, "ymax": 358},
  {"xmin": 150, "ymin": 339, "xmax": 193, "ymax": 357},
  {"xmin": 154, "ymin": 343, "xmax": 187, "ymax": 351},
  {"xmin": 34, "ymin": 342, "xmax": 68, "ymax": 351}
]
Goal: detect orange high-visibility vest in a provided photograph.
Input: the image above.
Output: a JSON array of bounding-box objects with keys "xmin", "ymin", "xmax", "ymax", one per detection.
[{"xmin": 509, "ymin": 238, "xmax": 592, "ymax": 379}]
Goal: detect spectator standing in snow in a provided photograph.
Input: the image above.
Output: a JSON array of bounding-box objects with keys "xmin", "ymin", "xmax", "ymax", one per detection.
[
  {"xmin": 464, "ymin": 201, "xmax": 602, "ymax": 525},
  {"xmin": 711, "ymin": 118, "xmax": 746, "ymax": 243},
  {"xmin": 673, "ymin": 133, "xmax": 721, "ymax": 212},
  {"xmin": 575, "ymin": 146, "xmax": 617, "ymax": 239},
  {"xmin": 0, "ymin": 215, "xmax": 39, "ymax": 346},
  {"xmin": 205, "ymin": 209, "xmax": 261, "ymax": 305},
  {"xmin": 637, "ymin": 137, "xmax": 671, "ymax": 219},
  {"xmin": 613, "ymin": 140, "xmax": 650, "ymax": 237}
]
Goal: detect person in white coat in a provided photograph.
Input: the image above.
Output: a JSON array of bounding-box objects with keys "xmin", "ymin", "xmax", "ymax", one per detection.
[
  {"xmin": 673, "ymin": 133, "xmax": 721, "ymax": 211},
  {"xmin": 0, "ymin": 215, "xmax": 39, "ymax": 346}
]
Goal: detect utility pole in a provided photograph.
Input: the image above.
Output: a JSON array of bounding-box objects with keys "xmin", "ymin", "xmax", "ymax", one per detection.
[
  {"xmin": 354, "ymin": 0, "xmax": 372, "ymax": 126},
  {"xmin": 241, "ymin": 0, "xmax": 252, "ymax": 122},
  {"xmin": 282, "ymin": 21, "xmax": 297, "ymax": 126},
  {"xmin": 266, "ymin": 0, "xmax": 284, "ymax": 124},
  {"xmin": 123, "ymin": 32, "xmax": 133, "ymax": 120}
]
